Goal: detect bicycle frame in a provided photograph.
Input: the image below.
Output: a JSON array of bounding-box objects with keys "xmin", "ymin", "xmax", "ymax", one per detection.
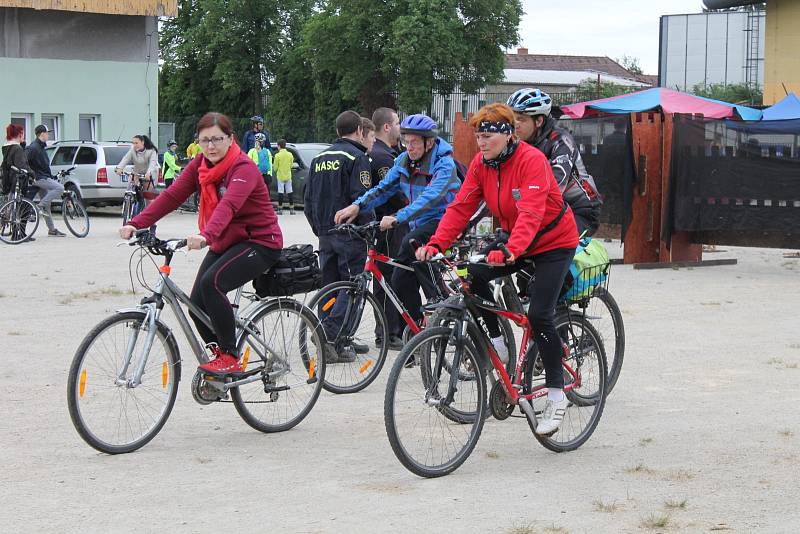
[
  {"xmin": 361, "ymin": 247, "xmax": 422, "ymax": 336},
  {"xmin": 117, "ymin": 252, "xmax": 292, "ymax": 393}
]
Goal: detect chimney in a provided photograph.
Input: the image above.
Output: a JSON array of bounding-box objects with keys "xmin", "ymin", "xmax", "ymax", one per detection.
[{"xmin": 517, "ymin": 47, "xmax": 528, "ymax": 55}]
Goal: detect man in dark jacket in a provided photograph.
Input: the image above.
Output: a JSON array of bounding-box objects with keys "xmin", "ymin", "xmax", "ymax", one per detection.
[
  {"xmin": 25, "ymin": 125, "xmax": 66, "ymax": 236},
  {"xmin": 368, "ymin": 107, "xmax": 406, "ymax": 349},
  {"xmin": 304, "ymin": 110, "xmax": 373, "ymax": 363},
  {"xmin": 242, "ymin": 115, "xmax": 270, "ymax": 154}
]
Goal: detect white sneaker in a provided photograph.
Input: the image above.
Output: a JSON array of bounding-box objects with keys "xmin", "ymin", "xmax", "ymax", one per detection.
[
  {"xmin": 536, "ymin": 396, "xmax": 569, "ymax": 435},
  {"xmin": 491, "ymin": 337, "xmax": 509, "ymax": 364}
]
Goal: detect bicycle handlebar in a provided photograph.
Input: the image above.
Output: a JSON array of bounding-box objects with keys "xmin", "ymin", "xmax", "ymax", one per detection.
[
  {"xmin": 328, "ymin": 221, "xmax": 381, "ymax": 240},
  {"xmin": 125, "ymin": 229, "xmax": 187, "ymax": 255},
  {"xmin": 9, "ymin": 165, "xmax": 30, "ymax": 175}
]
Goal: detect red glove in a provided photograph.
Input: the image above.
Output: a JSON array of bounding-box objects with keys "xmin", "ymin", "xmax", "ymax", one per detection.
[
  {"xmin": 416, "ymin": 245, "xmax": 441, "ymax": 261},
  {"xmin": 487, "ymin": 250, "xmax": 507, "ymax": 265}
]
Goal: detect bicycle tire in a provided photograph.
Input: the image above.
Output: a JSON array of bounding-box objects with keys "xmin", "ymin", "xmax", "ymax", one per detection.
[
  {"xmin": 384, "ymin": 326, "xmax": 487, "ymax": 478},
  {"xmin": 307, "ymin": 280, "xmax": 389, "ymax": 394},
  {"xmin": 121, "ymin": 195, "xmax": 133, "ymax": 225},
  {"xmin": 231, "ymin": 298, "xmax": 326, "ymax": 433},
  {"xmin": 67, "ymin": 311, "xmax": 180, "ymax": 454},
  {"xmin": 62, "ymin": 194, "xmax": 90, "ymax": 238},
  {"xmin": 0, "ymin": 198, "xmax": 39, "ymax": 244},
  {"xmin": 530, "ymin": 313, "xmax": 607, "ymax": 453},
  {"xmin": 587, "ymin": 287, "xmax": 625, "ymax": 393}
]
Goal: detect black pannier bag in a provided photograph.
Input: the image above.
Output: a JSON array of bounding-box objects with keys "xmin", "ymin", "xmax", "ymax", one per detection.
[{"xmin": 253, "ymin": 244, "xmax": 322, "ymax": 297}]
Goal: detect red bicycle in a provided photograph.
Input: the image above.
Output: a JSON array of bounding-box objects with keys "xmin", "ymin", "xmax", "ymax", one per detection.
[
  {"xmin": 309, "ymin": 221, "xmax": 517, "ymax": 394},
  {"xmin": 383, "ymin": 248, "xmax": 608, "ymax": 478}
]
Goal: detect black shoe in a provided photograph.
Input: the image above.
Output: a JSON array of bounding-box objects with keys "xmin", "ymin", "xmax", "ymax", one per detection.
[
  {"xmin": 386, "ymin": 335, "xmax": 403, "ymax": 351},
  {"xmin": 324, "ymin": 344, "xmax": 356, "ymax": 364},
  {"xmin": 351, "ymin": 341, "xmax": 369, "ymax": 354},
  {"xmin": 48, "ymin": 229, "xmax": 66, "ymax": 237}
]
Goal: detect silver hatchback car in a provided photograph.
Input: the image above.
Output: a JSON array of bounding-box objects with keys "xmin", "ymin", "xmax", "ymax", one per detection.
[{"xmin": 47, "ymin": 141, "xmax": 164, "ymax": 206}]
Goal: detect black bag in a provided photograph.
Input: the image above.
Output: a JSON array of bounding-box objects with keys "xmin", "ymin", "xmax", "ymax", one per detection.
[{"xmin": 253, "ymin": 244, "xmax": 322, "ymax": 297}]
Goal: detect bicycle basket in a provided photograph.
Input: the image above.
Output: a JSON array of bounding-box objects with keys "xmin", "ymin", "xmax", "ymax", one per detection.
[
  {"xmin": 253, "ymin": 244, "xmax": 322, "ymax": 297},
  {"xmin": 561, "ymin": 238, "xmax": 610, "ymax": 302}
]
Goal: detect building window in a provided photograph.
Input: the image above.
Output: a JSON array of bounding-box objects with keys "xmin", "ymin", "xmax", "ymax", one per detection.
[
  {"xmin": 10, "ymin": 114, "xmax": 33, "ymax": 143},
  {"xmin": 41, "ymin": 114, "xmax": 62, "ymax": 142},
  {"xmin": 79, "ymin": 115, "xmax": 99, "ymax": 141}
]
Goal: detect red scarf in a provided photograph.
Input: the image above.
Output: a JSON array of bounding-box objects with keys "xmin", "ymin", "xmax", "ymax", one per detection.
[{"xmin": 197, "ymin": 142, "xmax": 240, "ymax": 231}]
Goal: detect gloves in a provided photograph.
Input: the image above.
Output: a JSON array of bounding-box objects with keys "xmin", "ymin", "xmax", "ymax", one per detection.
[
  {"xmin": 487, "ymin": 250, "xmax": 507, "ymax": 265},
  {"xmin": 416, "ymin": 244, "xmax": 441, "ymax": 261}
]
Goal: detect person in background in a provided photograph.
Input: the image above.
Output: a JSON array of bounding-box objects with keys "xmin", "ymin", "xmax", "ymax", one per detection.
[
  {"xmin": 2, "ymin": 124, "xmax": 37, "ymax": 241},
  {"xmin": 25, "ymin": 124, "xmax": 66, "ymax": 237},
  {"xmin": 272, "ymin": 139, "xmax": 295, "ymax": 215},
  {"xmin": 243, "ymin": 115, "xmax": 271, "ymax": 154},
  {"xmin": 115, "ymin": 134, "xmax": 160, "ymax": 234},
  {"xmin": 304, "ymin": 111, "xmax": 373, "ymax": 363},
  {"xmin": 186, "ymin": 133, "xmax": 202, "ymax": 159},
  {"xmin": 255, "ymin": 133, "xmax": 273, "ymax": 187},
  {"xmin": 162, "ymin": 140, "xmax": 182, "ymax": 188},
  {"xmin": 361, "ymin": 117, "xmax": 376, "ymax": 152},
  {"xmin": 366, "ymin": 107, "xmax": 406, "ymax": 350}
]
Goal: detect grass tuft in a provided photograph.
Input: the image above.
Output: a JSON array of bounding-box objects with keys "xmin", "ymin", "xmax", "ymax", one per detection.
[
  {"xmin": 593, "ymin": 499, "xmax": 623, "ymax": 513},
  {"xmin": 59, "ymin": 287, "xmax": 131, "ymax": 305},
  {"xmin": 625, "ymin": 463, "xmax": 656, "ymax": 475},
  {"xmin": 664, "ymin": 499, "xmax": 687, "ymax": 510},
  {"xmin": 640, "ymin": 513, "xmax": 670, "ymax": 529},
  {"xmin": 486, "ymin": 451, "xmax": 500, "ymax": 459},
  {"xmin": 506, "ymin": 523, "xmax": 536, "ymax": 534},
  {"xmin": 639, "ymin": 437, "xmax": 654, "ymax": 446},
  {"xmin": 779, "ymin": 430, "xmax": 793, "ymax": 438}
]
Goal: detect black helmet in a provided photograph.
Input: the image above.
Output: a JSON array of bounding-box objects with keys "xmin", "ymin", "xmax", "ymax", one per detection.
[{"xmin": 250, "ymin": 115, "xmax": 264, "ymax": 123}]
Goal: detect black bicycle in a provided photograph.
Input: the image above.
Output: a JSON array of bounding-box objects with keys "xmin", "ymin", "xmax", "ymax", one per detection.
[
  {"xmin": 0, "ymin": 166, "xmax": 39, "ymax": 244},
  {"xmin": 54, "ymin": 167, "xmax": 90, "ymax": 238},
  {"xmin": 120, "ymin": 171, "xmax": 146, "ymax": 225}
]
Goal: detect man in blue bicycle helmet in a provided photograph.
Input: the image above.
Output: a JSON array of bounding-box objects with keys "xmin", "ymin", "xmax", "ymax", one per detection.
[
  {"xmin": 335, "ymin": 113, "xmax": 460, "ymax": 331},
  {"xmin": 243, "ymin": 115, "xmax": 271, "ymax": 154},
  {"xmin": 507, "ymin": 88, "xmax": 602, "ymax": 237}
]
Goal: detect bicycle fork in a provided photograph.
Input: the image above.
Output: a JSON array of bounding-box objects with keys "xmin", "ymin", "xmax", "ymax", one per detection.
[{"xmin": 116, "ymin": 304, "xmax": 160, "ymax": 388}]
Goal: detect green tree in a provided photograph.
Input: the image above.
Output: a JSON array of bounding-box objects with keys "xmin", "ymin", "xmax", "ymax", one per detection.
[
  {"xmin": 575, "ymin": 78, "xmax": 636, "ymax": 100},
  {"xmin": 297, "ymin": 0, "xmax": 523, "ymax": 139},
  {"xmin": 690, "ymin": 83, "xmax": 763, "ymax": 106},
  {"xmin": 617, "ymin": 55, "xmax": 643, "ymax": 76}
]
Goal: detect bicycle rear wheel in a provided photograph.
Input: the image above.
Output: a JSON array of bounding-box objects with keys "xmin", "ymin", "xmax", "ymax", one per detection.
[
  {"xmin": 67, "ymin": 311, "xmax": 180, "ymax": 454},
  {"xmin": 308, "ymin": 281, "xmax": 389, "ymax": 394},
  {"xmin": 231, "ymin": 298, "xmax": 326, "ymax": 433},
  {"xmin": 530, "ymin": 314, "xmax": 607, "ymax": 453},
  {"xmin": 62, "ymin": 194, "xmax": 90, "ymax": 237},
  {"xmin": 0, "ymin": 198, "xmax": 39, "ymax": 244},
  {"xmin": 582, "ymin": 287, "xmax": 624, "ymax": 393},
  {"xmin": 385, "ymin": 327, "xmax": 486, "ymax": 478}
]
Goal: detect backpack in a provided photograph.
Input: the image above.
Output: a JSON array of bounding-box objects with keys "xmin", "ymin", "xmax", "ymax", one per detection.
[
  {"xmin": 561, "ymin": 237, "xmax": 610, "ymax": 302},
  {"xmin": 253, "ymin": 244, "xmax": 322, "ymax": 297}
]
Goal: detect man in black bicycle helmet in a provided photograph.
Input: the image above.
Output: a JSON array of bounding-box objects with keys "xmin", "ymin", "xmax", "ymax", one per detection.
[{"xmin": 243, "ymin": 115, "xmax": 270, "ymax": 154}]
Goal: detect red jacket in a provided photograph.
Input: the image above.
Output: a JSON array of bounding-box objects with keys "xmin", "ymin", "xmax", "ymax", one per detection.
[
  {"xmin": 130, "ymin": 150, "xmax": 283, "ymax": 253},
  {"xmin": 428, "ymin": 142, "xmax": 577, "ymax": 257}
]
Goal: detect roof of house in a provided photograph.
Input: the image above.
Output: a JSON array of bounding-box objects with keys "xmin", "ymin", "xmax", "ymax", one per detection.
[
  {"xmin": 0, "ymin": 0, "xmax": 176, "ymax": 16},
  {"xmin": 505, "ymin": 51, "xmax": 638, "ymax": 80},
  {"xmin": 502, "ymin": 69, "xmax": 650, "ymax": 87}
]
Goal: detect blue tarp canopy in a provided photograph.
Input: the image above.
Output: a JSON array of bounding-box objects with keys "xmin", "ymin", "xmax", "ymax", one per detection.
[{"xmin": 761, "ymin": 93, "xmax": 800, "ymax": 121}]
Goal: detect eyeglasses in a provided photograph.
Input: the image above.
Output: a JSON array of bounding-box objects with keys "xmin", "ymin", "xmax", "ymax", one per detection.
[
  {"xmin": 402, "ymin": 136, "xmax": 427, "ymax": 149},
  {"xmin": 198, "ymin": 135, "xmax": 229, "ymax": 147}
]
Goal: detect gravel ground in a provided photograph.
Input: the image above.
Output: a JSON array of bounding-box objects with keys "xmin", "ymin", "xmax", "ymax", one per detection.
[{"xmin": 2, "ymin": 210, "xmax": 798, "ymax": 534}]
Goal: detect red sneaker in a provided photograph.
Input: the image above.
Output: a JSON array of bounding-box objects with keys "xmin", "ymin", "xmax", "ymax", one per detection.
[{"xmin": 198, "ymin": 353, "xmax": 243, "ymax": 376}]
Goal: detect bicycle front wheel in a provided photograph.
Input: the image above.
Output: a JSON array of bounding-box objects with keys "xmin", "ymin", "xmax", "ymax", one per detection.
[
  {"xmin": 385, "ymin": 327, "xmax": 487, "ymax": 478},
  {"xmin": 308, "ymin": 280, "xmax": 389, "ymax": 394},
  {"xmin": 231, "ymin": 298, "xmax": 326, "ymax": 433},
  {"xmin": 0, "ymin": 199, "xmax": 39, "ymax": 244},
  {"xmin": 583, "ymin": 287, "xmax": 624, "ymax": 393},
  {"xmin": 121, "ymin": 195, "xmax": 133, "ymax": 225},
  {"xmin": 67, "ymin": 311, "xmax": 180, "ymax": 454},
  {"xmin": 531, "ymin": 313, "xmax": 607, "ymax": 453},
  {"xmin": 62, "ymin": 194, "xmax": 90, "ymax": 237}
]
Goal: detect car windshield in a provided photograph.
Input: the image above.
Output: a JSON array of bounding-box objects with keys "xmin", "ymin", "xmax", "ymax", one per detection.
[
  {"xmin": 298, "ymin": 147, "xmax": 326, "ymax": 166},
  {"xmin": 103, "ymin": 146, "xmax": 131, "ymax": 166}
]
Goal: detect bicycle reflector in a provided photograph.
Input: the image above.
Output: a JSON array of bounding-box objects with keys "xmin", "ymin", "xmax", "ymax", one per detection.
[
  {"xmin": 79, "ymin": 369, "xmax": 87, "ymax": 398},
  {"xmin": 359, "ymin": 359, "xmax": 374, "ymax": 375},
  {"xmin": 241, "ymin": 346, "xmax": 251, "ymax": 371},
  {"xmin": 162, "ymin": 361, "xmax": 168, "ymax": 389},
  {"xmin": 308, "ymin": 358, "xmax": 316, "ymax": 380},
  {"xmin": 322, "ymin": 297, "xmax": 336, "ymax": 312}
]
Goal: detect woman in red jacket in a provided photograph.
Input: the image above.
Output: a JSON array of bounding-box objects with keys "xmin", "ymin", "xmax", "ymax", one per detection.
[
  {"xmin": 119, "ymin": 112, "xmax": 283, "ymax": 376},
  {"xmin": 416, "ymin": 103, "xmax": 578, "ymax": 435}
]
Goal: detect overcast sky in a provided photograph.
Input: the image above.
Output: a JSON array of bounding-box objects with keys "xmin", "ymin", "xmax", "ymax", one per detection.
[{"xmin": 517, "ymin": 0, "xmax": 707, "ymax": 74}]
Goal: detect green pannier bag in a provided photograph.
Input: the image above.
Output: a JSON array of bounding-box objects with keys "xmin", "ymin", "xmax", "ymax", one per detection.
[{"xmin": 562, "ymin": 237, "xmax": 610, "ymax": 301}]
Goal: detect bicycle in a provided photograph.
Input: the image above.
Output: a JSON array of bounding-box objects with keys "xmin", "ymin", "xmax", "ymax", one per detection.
[
  {"xmin": 53, "ymin": 166, "xmax": 90, "ymax": 238},
  {"xmin": 67, "ymin": 230, "xmax": 327, "ymax": 454},
  {"xmin": 383, "ymin": 248, "xmax": 607, "ymax": 478},
  {"xmin": 120, "ymin": 171, "xmax": 146, "ymax": 225},
  {"xmin": 0, "ymin": 166, "xmax": 39, "ymax": 244},
  {"xmin": 308, "ymin": 221, "xmax": 516, "ymax": 394}
]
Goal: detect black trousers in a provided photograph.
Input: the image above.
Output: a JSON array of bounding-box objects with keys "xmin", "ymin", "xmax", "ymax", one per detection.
[
  {"xmin": 391, "ymin": 220, "xmax": 442, "ymax": 324},
  {"xmin": 189, "ymin": 242, "xmax": 280, "ymax": 354},
  {"xmin": 373, "ymin": 223, "xmax": 409, "ymax": 337},
  {"xmin": 318, "ymin": 234, "xmax": 366, "ymax": 340},
  {"xmin": 468, "ymin": 247, "xmax": 575, "ymax": 389}
]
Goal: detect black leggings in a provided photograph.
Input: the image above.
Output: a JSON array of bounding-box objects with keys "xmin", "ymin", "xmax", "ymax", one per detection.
[
  {"xmin": 468, "ymin": 247, "xmax": 575, "ymax": 389},
  {"xmin": 189, "ymin": 242, "xmax": 280, "ymax": 354}
]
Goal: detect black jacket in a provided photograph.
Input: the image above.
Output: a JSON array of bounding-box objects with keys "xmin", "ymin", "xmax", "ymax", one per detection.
[
  {"xmin": 368, "ymin": 139, "xmax": 406, "ymax": 217},
  {"xmin": 1, "ymin": 143, "xmax": 33, "ymax": 193},
  {"xmin": 304, "ymin": 138, "xmax": 373, "ymax": 236},
  {"xmin": 25, "ymin": 138, "xmax": 53, "ymax": 181}
]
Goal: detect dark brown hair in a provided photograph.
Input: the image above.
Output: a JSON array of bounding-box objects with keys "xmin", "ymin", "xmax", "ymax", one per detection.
[
  {"xmin": 196, "ymin": 112, "xmax": 234, "ymax": 137},
  {"xmin": 336, "ymin": 110, "xmax": 362, "ymax": 137},
  {"xmin": 372, "ymin": 107, "xmax": 396, "ymax": 131},
  {"xmin": 6, "ymin": 123, "xmax": 24, "ymax": 141},
  {"xmin": 361, "ymin": 117, "xmax": 375, "ymax": 134}
]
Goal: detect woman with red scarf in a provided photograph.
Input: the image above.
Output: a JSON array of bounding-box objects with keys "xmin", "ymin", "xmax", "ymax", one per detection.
[
  {"xmin": 416, "ymin": 103, "xmax": 578, "ymax": 436},
  {"xmin": 119, "ymin": 112, "xmax": 282, "ymax": 376}
]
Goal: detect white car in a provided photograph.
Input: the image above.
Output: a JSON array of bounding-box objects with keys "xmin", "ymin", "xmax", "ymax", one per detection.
[{"xmin": 47, "ymin": 141, "xmax": 164, "ymax": 206}]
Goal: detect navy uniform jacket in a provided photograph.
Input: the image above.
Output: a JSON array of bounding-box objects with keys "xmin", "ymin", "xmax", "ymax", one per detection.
[
  {"xmin": 369, "ymin": 139, "xmax": 406, "ymax": 217},
  {"xmin": 304, "ymin": 138, "xmax": 373, "ymax": 236}
]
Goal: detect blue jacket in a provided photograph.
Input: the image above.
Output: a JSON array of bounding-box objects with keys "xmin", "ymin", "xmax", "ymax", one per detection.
[
  {"xmin": 354, "ymin": 137, "xmax": 460, "ymax": 230},
  {"xmin": 256, "ymin": 147, "xmax": 272, "ymax": 174},
  {"xmin": 242, "ymin": 129, "xmax": 272, "ymax": 154}
]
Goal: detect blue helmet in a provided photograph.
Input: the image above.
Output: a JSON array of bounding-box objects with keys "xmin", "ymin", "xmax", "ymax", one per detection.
[
  {"xmin": 400, "ymin": 114, "xmax": 439, "ymax": 138},
  {"xmin": 507, "ymin": 88, "xmax": 552, "ymax": 117},
  {"xmin": 250, "ymin": 115, "xmax": 264, "ymax": 123}
]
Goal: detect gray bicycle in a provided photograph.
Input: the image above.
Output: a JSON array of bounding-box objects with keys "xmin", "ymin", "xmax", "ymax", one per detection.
[{"xmin": 67, "ymin": 231, "xmax": 326, "ymax": 454}]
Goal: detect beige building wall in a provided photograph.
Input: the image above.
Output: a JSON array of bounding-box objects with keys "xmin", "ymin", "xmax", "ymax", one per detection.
[
  {"xmin": 763, "ymin": 0, "xmax": 800, "ymax": 105},
  {"xmin": 0, "ymin": 0, "xmax": 176, "ymax": 16}
]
